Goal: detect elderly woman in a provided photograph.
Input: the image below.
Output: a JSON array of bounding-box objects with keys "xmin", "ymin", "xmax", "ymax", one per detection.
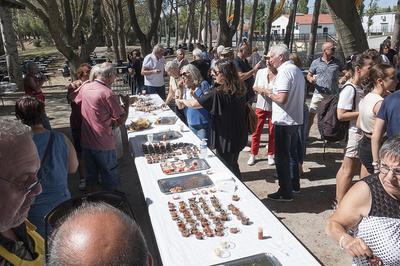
[
  {"xmin": 177, "ymin": 59, "xmax": 247, "ymax": 180},
  {"xmin": 15, "ymin": 96, "xmax": 78, "ymax": 236},
  {"xmin": 165, "ymin": 60, "xmax": 186, "ymax": 124},
  {"xmin": 176, "ymin": 64, "xmax": 210, "ymax": 140},
  {"xmin": 326, "ymin": 136, "xmax": 400, "ymax": 265}
]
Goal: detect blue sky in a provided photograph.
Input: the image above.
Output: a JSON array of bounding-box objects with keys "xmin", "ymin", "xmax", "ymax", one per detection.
[{"xmin": 307, "ymin": 0, "xmax": 397, "ymax": 13}]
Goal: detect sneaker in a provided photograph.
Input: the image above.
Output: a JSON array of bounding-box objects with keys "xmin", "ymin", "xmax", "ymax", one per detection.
[
  {"xmin": 247, "ymin": 155, "xmax": 256, "ymax": 165},
  {"xmin": 242, "ymin": 146, "xmax": 251, "ymax": 152},
  {"xmin": 267, "ymin": 155, "xmax": 275, "ymax": 165},
  {"xmin": 78, "ymin": 179, "xmax": 86, "ymax": 191},
  {"xmin": 292, "ymin": 188, "xmax": 301, "ymax": 194},
  {"xmin": 267, "ymin": 191, "xmax": 293, "ymax": 202}
]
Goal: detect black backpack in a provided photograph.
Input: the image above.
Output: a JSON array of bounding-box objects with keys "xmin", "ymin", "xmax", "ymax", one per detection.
[{"xmin": 317, "ymin": 84, "xmax": 356, "ymax": 142}]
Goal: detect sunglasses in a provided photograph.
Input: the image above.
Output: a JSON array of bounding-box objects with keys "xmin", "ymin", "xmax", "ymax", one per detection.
[
  {"xmin": 44, "ymin": 191, "xmax": 135, "ymax": 262},
  {"xmin": 0, "ymin": 176, "xmax": 40, "ymax": 196},
  {"xmin": 180, "ymin": 72, "xmax": 190, "ymax": 77},
  {"xmin": 212, "ymin": 70, "xmax": 221, "ymax": 76}
]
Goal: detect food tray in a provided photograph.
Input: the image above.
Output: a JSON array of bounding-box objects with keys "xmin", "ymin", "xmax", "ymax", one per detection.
[
  {"xmin": 154, "ymin": 116, "xmax": 178, "ymax": 125},
  {"xmin": 160, "ymin": 158, "xmax": 210, "ymax": 175},
  {"xmin": 211, "ymin": 253, "xmax": 282, "ymax": 266},
  {"xmin": 152, "ymin": 130, "xmax": 183, "ymax": 141},
  {"xmin": 157, "ymin": 173, "xmax": 214, "ymax": 194}
]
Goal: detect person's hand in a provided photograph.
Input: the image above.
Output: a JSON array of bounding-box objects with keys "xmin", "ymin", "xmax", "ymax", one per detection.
[
  {"xmin": 264, "ymin": 88, "xmax": 273, "ymax": 97},
  {"xmin": 178, "ymin": 79, "xmax": 185, "ymax": 88},
  {"xmin": 154, "ymin": 69, "xmax": 161, "ymax": 74},
  {"xmin": 341, "ymin": 235, "xmax": 373, "ymax": 258},
  {"xmin": 253, "ymin": 62, "xmax": 262, "ymax": 72},
  {"xmin": 128, "ymin": 68, "xmax": 133, "ymax": 74}
]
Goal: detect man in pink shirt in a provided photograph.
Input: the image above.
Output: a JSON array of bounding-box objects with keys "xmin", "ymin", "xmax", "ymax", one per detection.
[{"xmin": 75, "ymin": 62, "xmax": 129, "ymax": 191}]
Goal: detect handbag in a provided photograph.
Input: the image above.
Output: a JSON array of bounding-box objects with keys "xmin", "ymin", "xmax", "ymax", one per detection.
[{"xmin": 246, "ymin": 103, "xmax": 257, "ymax": 134}]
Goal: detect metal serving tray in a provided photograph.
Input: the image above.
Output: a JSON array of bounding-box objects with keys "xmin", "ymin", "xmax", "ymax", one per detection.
[
  {"xmin": 160, "ymin": 158, "xmax": 210, "ymax": 175},
  {"xmin": 154, "ymin": 116, "xmax": 178, "ymax": 125},
  {"xmin": 211, "ymin": 253, "xmax": 282, "ymax": 266},
  {"xmin": 152, "ymin": 130, "xmax": 183, "ymax": 141},
  {"xmin": 157, "ymin": 173, "xmax": 214, "ymax": 194}
]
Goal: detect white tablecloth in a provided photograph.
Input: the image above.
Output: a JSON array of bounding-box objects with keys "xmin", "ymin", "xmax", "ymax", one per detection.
[{"xmin": 127, "ymin": 94, "xmax": 320, "ymax": 266}]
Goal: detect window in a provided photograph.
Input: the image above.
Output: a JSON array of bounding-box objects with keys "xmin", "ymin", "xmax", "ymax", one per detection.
[
  {"xmin": 317, "ymin": 26, "xmax": 322, "ymax": 29},
  {"xmin": 381, "ymin": 16, "xmax": 386, "ymax": 21}
]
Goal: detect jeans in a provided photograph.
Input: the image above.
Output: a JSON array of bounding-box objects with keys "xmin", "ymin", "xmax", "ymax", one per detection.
[
  {"xmin": 217, "ymin": 150, "xmax": 242, "ymax": 180},
  {"xmin": 297, "ymin": 104, "xmax": 309, "ymax": 164},
  {"xmin": 274, "ymin": 125, "xmax": 300, "ymax": 196},
  {"xmin": 146, "ymin": 85, "xmax": 166, "ymax": 100},
  {"xmin": 250, "ymin": 109, "xmax": 274, "ymax": 156},
  {"xmin": 83, "ymin": 149, "xmax": 119, "ymax": 191},
  {"xmin": 188, "ymin": 123, "xmax": 209, "ymax": 141}
]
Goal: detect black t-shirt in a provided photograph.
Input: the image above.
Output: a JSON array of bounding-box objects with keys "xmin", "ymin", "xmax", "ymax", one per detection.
[
  {"xmin": 197, "ymin": 89, "xmax": 247, "ymax": 153},
  {"xmin": 234, "ymin": 56, "xmax": 255, "ymax": 101},
  {"xmin": 191, "ymin": 59, "xmax": 210, "ymax": 82},
  {"xmin": 387, "ymin": 48, "xmax": 397, "ymax": 65},
  {"xmin": 128, "ymin": 58, "xmax": 144, "ymax": 84}
]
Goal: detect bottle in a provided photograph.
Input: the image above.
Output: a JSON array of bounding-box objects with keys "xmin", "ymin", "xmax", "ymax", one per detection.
[
  {"xmin": 258, "ymin": 227, "xmax": 263, "ymax": 240},
  {"xmin": 200, "ymin": 138, "xmax": 207, "ymax": 159}
]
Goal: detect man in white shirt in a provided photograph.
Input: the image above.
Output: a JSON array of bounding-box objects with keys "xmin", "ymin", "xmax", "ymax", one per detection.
[
  {"xmin": 172, "ymin": 48, "xmax": 189, "ymax": 70},
  {"xmin": 264, "ymin": 44, "xmax": 305, "ymax": 201},
  {"xmin": 141, "ymin": 44, "xmax": 166, "ymax": 99}
]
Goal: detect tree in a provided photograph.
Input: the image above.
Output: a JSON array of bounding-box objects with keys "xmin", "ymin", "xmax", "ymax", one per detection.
[
  {"xmin": 392, "ymin": 0, "xmax": 400, "ymax": 50},
  {"xmin": 103, "ymin": 0, "xmax": 121, "ymax": 61},
  {"xmin": 284, "ymin": 0, "xmax": 298, "ymax": 48},
  {"xmin": 306, "ymin": 0, "xmax": 321, "ymax": 65},
  {"xmin": 326, "ymin": 0, "xmax": 369, "ymax": 57},
  {"xmin": 117, "ymin": 0, "xmax": 126, "ymax": 61},
  {"xmin": 0, "ymin": 7, "xmax": 23, "ymax": 90},
  {"xmin": 365, "ymin": 0, "xmax": 378, "ymax": 35},
  {"xmin": 217, "ymin": 0, "xmax": 240, "ymax": 46},
  {"xmin": 264, "ymin": 0, "xmax": 276, "ymax": 53},
  {"xmin": 320, "ymin": 0, "xmax": 329, "ymax": 14},
  {"xmin": 16, "ymin": 0, "xmax": 103, "ymax": 77},
  {"xmin": 298, "ymin": 0, "xmax": 309, "ymax": 14},
  {"xmin": 238, "ymin": 0, "xmax": 245, "ymax": 44},
  {"xmin": 127, "ymin": 0, "xmax": 163, "ymax": 55},
  {"xmin": 197, "ymin": 0, "xmax": 205, "ymax": 43},
  {"xmin": 248, "ymin": 0, "xmax": 259, "ymax": 50}
]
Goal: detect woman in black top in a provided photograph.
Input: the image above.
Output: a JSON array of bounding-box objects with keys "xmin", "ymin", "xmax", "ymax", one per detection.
[
  {"xmin": 177, "ymin": 58, "xmax": 248, "ymax": 179},
  {"xmin": 127, "ymin": 49, "xmax": 144, "ymax": 94}
]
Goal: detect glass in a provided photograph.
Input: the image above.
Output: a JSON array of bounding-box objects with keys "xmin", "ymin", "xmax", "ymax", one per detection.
[
  {"xmin": 147, "ymin": 133, "xmax": 154, "ymax": 143},
  {"xmin": 379, "ymin": 163, "xmax": 400, "ymax": 179},
  {"xmin": 0, "ymin": 176, "xmax": 40, "ymax": 196},
  {"xmin": 180, "ymin": 72, "xmax": 189, "ymax": 77}
]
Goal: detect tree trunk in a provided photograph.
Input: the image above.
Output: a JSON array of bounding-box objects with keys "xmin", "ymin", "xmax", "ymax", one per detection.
[
  {"xmin": 284, "ymin": 0, "xmax": 298, "ymax": 48},
  {"xmin": 306, "ymin": 0, "xmax": 321, "ymax": 65},
  {"xmin": 325, "ymin": 0, "xmax": 368, "ymax": 57},
  {"xmin": 0, "ymin": 34, "xmax": 5, "ymax": 56},
  {"xmin": 188, "ymin": 0, "xmax": 195, "ymax": 44},
  {"xmin": 117, "ymin": 0, "xmax": 127, "ymax": 61},
  {"xmin": 208, "ymin": 0, "xmax": 212, "ymax": 48},
  {"xmin": 183, "ymin": 5, "xmax": 190, "ymax": 43},
  {"xmin": 264, "ymin": 0, "xmax": 276, "ymax": 53},
  {"xmin": 238, "ymin": 0, "xmax": 245, "ymax": 45},
  {"xmin": 248, "ymin": 0, "xmax": 258, "ymax": 50},
  {"xmin": 392, "ymin": 0, "xmax": 400, "ymax": 51},
  {"xmin": 167, "ymin": 3, "xmax": 173, "ymax": 47},
  {"xmin": 218, "ymin": 0, "xmax": 241, "ymax": 47},
  {"xmin": 0, "ymin": 8, "xmax": 23, "ymax": 90},
  {"xmin": 197, "ymin": 0, "xmax": 205, "ymax": 43},
  {"xmin": 204, "ymin": 0, "xmax": 209, "ymax": 47},
  {"xmin": 175, "ymin": 1, "xmax": 179, "ymax": 46}
]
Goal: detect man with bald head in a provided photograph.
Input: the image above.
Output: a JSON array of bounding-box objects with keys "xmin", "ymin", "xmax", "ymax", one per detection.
[
  {"xmin": 0, "ymin": 118, "xmax": 44, "ymax": 265},
  {"xmin": 306, "ymin": 42, "xmax": 343, "ymax": 137},
  {"xmin": 48, "ymin": 202, "xmax": 152, "ymax": 266}
]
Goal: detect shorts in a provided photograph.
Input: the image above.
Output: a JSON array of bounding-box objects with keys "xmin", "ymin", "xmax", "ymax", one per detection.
[
  {"xmin": 358, "ymin": 135, "xmax": 374, "ymax": 174},
  {"xmin": 309, "ymin": 91, "xmax": 331, "ymax": 113},
  {"xmin": 71, "ymin": 128, "xmax": 81, "ymax": 154},
  {"xmin": 344, "ymin": 129, "xmax": 362, "ymax": 158}
]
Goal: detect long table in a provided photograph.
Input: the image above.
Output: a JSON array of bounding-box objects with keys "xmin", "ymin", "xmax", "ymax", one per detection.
[{"xmin": 127, "ymin": 94, "xmax": 321, "ymax": 266}]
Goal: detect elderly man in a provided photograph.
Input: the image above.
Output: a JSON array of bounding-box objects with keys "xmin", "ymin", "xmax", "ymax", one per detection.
[
  {"xmin": 306, "ymin": 42, "xmax": 343, "ymax": 136},
  {"xmin": 0, "ymin": 118, "xmax": 44, "ymax": 265},
  {"xmin": 141, "ymin": 44, "xmax": 166, "ymax": 99},
  {"xmin": 173, "ymin": 48, "xmax": 189, "ymax": 70},
  {"xmin": 48, "ymin": 202, "xmax": 152, "ymax": 266},
  {"xmin": 191, "ymin": 48, "xmax": 210, "ymax": 82},
  {"xmin": 75, "ymin": 62, "xmax": 129, "ymax": 192},
  {"xmin": 210, "ymin": 45, "xmax": 225, "ymax": 70},
  {"xmin": 264, "ymin": 44, "xmax": 305, "ymax": 201}
]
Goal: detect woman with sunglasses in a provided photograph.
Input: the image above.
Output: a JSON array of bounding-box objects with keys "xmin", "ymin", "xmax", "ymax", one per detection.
[
  {"xmin": 15, "ymin": 96, "xmax": 78, "ymax": 237},
  {"xmin": 326, "ymin": 136, "xmax": 400, "ymax": 266},
  {"xmin": 67, "ymin": 63, "xmax": 91, "ymax": 191},
  {"xmin": 177, "ymin": 59, "xmax": 247, "ymax": 179},
  {"xmin": 176, "ymin": 64, "xmax": 210, "ymax": 140}
]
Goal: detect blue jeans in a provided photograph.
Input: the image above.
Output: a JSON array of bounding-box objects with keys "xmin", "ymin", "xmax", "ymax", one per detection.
[
  {"xmin": 146, "ymin": 85, "xmax": 166, "ymax": 100},
  {"xmin": 188, "ymin": 123, "xmax": 209, "ymax": 141},
  {"xmin": 83, "ymin": 149, "xmax": 119, "ymax": 191},
  {"xmin": 274, "ymin": 125, "xmax": 300, "ymax": 196},
  {"xmin": 297, "ymin": 104, "xmax": 309, "ymax": 164}
]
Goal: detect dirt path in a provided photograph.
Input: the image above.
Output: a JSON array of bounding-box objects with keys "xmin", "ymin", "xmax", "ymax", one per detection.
[{"xmin": 0, "ymin": 77, "xmax": 351, "ymax": 265}]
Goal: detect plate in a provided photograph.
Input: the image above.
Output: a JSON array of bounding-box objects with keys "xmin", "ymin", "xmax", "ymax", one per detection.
[
  {"xmin": 211, "ymin": 252, "xmax": 282, "ymax": 266},
  {"xmin": 160, "ymin": 158, "xmax": 210, "ymax": 175},
  {"xmin": 157, "ymin": 173, "xmax": 214, "ymax": 194}
]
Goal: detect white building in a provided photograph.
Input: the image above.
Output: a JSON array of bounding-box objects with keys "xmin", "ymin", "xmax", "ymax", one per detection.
[
  {"xmin": 271, "ymin": 14, "xmax": 336, "ymax": 36},
  {"xmin": 361, "ymin": 12, "xmax": 396, "ymax": 34}
]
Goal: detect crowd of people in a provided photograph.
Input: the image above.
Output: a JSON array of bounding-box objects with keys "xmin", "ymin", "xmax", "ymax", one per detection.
[{"xmin": 0, "ymin": 36, "xmax": 399, "ymax": 265}]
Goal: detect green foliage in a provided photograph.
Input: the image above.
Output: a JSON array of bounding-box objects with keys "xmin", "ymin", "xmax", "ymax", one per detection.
[
  {"xmin": 298, "ymin": 0, "xmax": 309, "ymax": 14},
  {"xmin": 366, "ymin": 0, "xmax": 378, "ymax": 30},
  {"xmin": 320, "ymin": 0, "xmax": 329, "ymax": 14},
  {"xmin": 12, "ymin": 9, "xmax": 52, "ymax": 44},
  {"xmin": 255, "ymin": 2, "xmax": 266, "ymax": 33}
]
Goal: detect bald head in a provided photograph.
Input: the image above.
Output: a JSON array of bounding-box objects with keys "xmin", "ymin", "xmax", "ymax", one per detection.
[{"xmin": 49, "ymin": 202, "xmax": 149, "ymax": 266}]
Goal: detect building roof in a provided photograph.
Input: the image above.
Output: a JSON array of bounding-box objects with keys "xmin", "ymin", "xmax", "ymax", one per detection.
[
  {"xmin": 295, "ymin": 14, "xmax": 333, "ymax": 25},
  {"xmin": 0, "ymin": 0, "xmax": 25, "ymax": 9}
]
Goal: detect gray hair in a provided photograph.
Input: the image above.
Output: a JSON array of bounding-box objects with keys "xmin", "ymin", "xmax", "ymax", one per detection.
[
  {"xmin": 176, "ymin": 48, "xmax": 185, "ymax": 55},
  {"xmin": 270, "ymin": 44, "xmax": 290, "ymax": 61},
  {"xmin": 89, "ymin": 62, "xmax": 116, "ymax": 82},
  {"xmin": 182, "ymin": 64, "xmax": 203, "ymax": 86},
  {"xmin": 48, "ymin": 202, "xmax": 148, "ymax": 266},
  {"xmin": 217, "ymin": 45, "xmax": 225, "ymax": 55},
  {"xmin": 192, "ymin": 48, "xmax": 203, "ymax": 59},
  {"xmin": 153, "ymin": 44, "xmax": 165, "ymax": 54},
  {"xmin": 0, "ymin": 118, "xmax": 31, "ymax": 161},
  {"xmin": 165, "ymin": 60, "xmax": 180, "ymax": 73},
  {"xmin": 379, "ymin": 136, "xmax": 400, "ymax": 162}
]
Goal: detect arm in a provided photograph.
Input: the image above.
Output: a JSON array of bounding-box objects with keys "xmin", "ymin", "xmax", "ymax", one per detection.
[
  {"xmin": 26, "ymin": 76, "xmax": 45, "ymax": 92},
  {"xmin": 337, "ymin": 108, "xmax": 359, "ymax": 122},
  {"xmin": 264, "ymin": 88, "xmax": 289, "ymax": 105},
  {"xmin": 178, "ymin": 98, "xmax": 202, "ymax": 109},
  {"xmin": 165, "ymin": 83, "xmax": 175, "ymax": 105},
  {"xmin": 64, "ymin": 135, "xmax": 78, "ymax": 174},
  {"xmin": 371, "ymin": 118, "xmax": 386, "ymax": 164},
  {"xmin": 325, "ymin": 181, "xmax": 373, "ymax": 258},
  {"xmin": 306, "ymin": 72, "xmax": 316, "ymax": 84},
  {"xmin": 141, "ymin": 67, "xmax": 160, "ymax": 76},
  {"xmin": 238, "ymin": 62, "xmax": 261, "ymax": 81}
]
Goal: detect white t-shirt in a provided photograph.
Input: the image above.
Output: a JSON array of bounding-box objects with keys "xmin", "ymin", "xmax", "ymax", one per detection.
[
  {"xmin": 337, "ymin": 81, "xmax": 363, "ymax": 132},
  {"xmin": 254, "ymin": 68, "xmax": 273, "ymax": 111},
  {"xmin": 143, "ymin": 53, "xmax": 166, "ymax": 87},
  {"xmin": 271, "ymin": 61, "xmax": 305, "ymax": 125}
]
